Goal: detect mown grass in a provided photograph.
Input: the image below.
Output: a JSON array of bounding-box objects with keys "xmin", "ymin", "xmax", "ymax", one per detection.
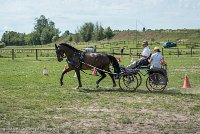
[{"xmin": 0, "ymin": 56, "xmax": 200, "ymax": 133}]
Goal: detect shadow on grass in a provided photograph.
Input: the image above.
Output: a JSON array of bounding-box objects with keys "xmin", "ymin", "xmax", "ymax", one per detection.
[
  {"xmin": 79, "ymin": 87, "xmax": 180, "ymax": 94},
  {"xmin": 79, "ymin": 87, "xmax": 199, "ymax": 97}
]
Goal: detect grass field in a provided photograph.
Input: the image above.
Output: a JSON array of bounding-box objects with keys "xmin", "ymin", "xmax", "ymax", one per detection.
[{"xmin": 0, "ymin": 54, "xmax": 200, "ymax": 133}]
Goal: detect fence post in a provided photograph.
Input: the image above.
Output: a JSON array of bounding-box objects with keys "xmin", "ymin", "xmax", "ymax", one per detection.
[
  {"xmin": 36, "ymin": 49, "xmax": 38, "ymax": 60},
  {"xmin": 162, "ymin": 48, "xmax": 164, "ymax": 56},
  {"xmin": 191, "ymin": 47, "xmax": 192, "ymax": 57},
  {"xmin": 12, "ymin": 49, "xmax": 14, "ymax": 60},
  {"xmin": 112, "ymin": 48, "xmax": 114, "ymax": 56},
  {"xmin": 177, "ymin": 48, "xmax": 179, "ymax": 57},
  {"xmin": 136, "ymin": 48, "xmax": 138, "ymax": 58}
]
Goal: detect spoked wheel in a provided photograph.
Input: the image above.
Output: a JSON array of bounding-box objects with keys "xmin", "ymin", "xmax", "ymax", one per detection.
[
  {"xmin": 135, "ymin": 73, "xmax": 142, "ymax": 88},
  {"xmin": 146, "ymin": 73, "xmax": 167, "ymax": 92},
  {"xmin": 119, "ymin": 74, "xmax": 138, "ymax": 91}
]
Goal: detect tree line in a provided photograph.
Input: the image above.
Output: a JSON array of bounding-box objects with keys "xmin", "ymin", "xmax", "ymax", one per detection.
[{"xmin": 1, "ymin": 15, "xmax": 114, "ymax": 46}]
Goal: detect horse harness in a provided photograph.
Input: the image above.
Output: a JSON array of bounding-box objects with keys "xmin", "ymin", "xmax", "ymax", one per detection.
[
  {"xmin": 67, "ymin": 51, "xmax": 85, "ymax": 69},
  {"xmin": 66, "ymin": 51, "xmax": 117, "ymax": 75}
]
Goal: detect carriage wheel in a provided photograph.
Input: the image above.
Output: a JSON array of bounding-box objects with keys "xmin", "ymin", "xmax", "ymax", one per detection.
[
  {"xmin": 146, "ymin": 73, "xmax": 167, "ymax": 92},
  {"xmin": 135, "ymin": 73, "xmax": 142, "ymax": 88},
  {"xmin": 119, "ymin": 74, "xmax": 138, "ymax": 91}
]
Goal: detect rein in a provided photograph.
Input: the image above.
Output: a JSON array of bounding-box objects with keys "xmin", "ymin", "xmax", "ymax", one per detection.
[{"xmin": 80, "ymin": 61, "xmax": 117, "ymax": 75}]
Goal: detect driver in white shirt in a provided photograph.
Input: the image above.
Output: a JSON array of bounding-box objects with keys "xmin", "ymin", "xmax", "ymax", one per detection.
[{"xmin": 127, "ymin": 41, "xmax": 151, "ymax": 69}]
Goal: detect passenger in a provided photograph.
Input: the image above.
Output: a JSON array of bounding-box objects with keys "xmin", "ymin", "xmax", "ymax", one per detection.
[
  {"xmin": 149, "ymin": 47, "xmax": 167, "ymax": 79},
  {"xmin": 149, "ymin": 47, "xmax": 164, "ymax": 69}
]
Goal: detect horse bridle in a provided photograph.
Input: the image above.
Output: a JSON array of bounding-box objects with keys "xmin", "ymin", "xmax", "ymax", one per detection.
[{"xmin": 56, "ymin": 47, "xmax": 67, "ymax": 61}]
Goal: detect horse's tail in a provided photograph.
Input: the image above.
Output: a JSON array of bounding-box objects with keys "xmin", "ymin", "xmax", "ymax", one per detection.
[{"xmin": 107, "ymin": 55, "xmax": 121, "ymax": 74}]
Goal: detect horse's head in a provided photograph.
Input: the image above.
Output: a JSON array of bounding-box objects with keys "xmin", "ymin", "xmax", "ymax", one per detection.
[{"xmin": 55, "ymin": 44, "xmax": 66, "ymax": 62}]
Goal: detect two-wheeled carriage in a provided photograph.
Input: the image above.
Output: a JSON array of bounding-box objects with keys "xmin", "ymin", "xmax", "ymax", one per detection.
[{"xmin": 118, "ymin": 64, "xmax": 168, "ymax": 92}]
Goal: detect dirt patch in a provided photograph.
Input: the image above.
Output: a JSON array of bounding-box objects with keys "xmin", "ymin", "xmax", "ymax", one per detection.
[
  {"xmin": 54, "ymin": 101, "xmax": 200, "ymax": 133},
  {"xmin": 181, "ymin": 88, "xmax": 200, "ymax": 94},
  {"xmin": 49, "ymin": 88, "xmax": 200, "ymax": 133}
]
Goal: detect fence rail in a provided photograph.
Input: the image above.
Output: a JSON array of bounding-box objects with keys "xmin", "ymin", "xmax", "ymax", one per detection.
[
  {"xmin": 110, "ymin": 47, "xmax": 200, "ymax": 57},
  {"xmin": 0, "ymin": 48, "xmax": 55, "ymax": 60},
  {"xmin": 0, "ymin": 47, "xmax": 200, "ymax": 60}
]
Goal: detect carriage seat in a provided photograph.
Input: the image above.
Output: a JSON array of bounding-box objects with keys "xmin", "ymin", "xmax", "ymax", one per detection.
[{"xmin": 148, "ymin": 68, "xmax": 168, "ymax": 82}]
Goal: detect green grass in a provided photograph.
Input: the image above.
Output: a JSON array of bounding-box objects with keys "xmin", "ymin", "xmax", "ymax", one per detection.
[{"xmin": 0, "ymin": 55, "xmax": 200, "ymax": 133}]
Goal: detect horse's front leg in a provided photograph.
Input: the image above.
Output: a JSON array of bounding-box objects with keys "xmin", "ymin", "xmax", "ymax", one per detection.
[
  {"xmin": 60, "ymin": 67, "xmax": 72, "ymax": 86},
  {"xmin": 75, "ymin": 69, "xmax": 82, "ymax": 89}
]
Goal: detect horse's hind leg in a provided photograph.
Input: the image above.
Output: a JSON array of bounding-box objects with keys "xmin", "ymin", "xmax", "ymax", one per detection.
[
  {"xmin": 108, "ymin": 70, "xmax": 116, "ymax": 87},
  {"xmin": 96, "ymin": 71, "xmax": 106, "ymax": 88}
]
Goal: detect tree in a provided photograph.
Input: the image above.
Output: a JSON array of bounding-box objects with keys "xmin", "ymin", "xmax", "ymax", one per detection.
[
  {"xmin": 104, "ymin": 26, "xmax": 114, "ymax": 39},
  {"xmin": 1, "ymin": 31, "xmax": 25, "ymax": 46},
  {"xmin": 34, "ymin": 15, "xmax": 48, "ymax": 35},
  {"xmin": 24, "ymin": 33, "xmax": 32, "ymax": 45},
  {"xmin": 1, "ymin": 15, "xmax": 60, "ymax": 46},
  {"xmin": 142, "ymin": 27, "xmax": 146, "ymax": 32},
  {"xmin": 73, "ymin": 33, "xmax": 80, "ymax": 43},
  {"xmin": 33, "ymin": 15, "xmax": 60, "ymax": 45},
  {"xmin": 1, "ymin": 31, "xmax": 10, "ymax": 45},
  {"xmin": 62, "ymin": 30, "xmax": 70, "ymax": 37},
  {"xmin": 98, "ymin": 26, "xmax": 105, "ymax": 40},
  {"xmin": 79, "ymin": 22, "xmax": 94, "ymax": 42},
  {"xmin": 40, "ymin": 27, "xmax": 52, "ymax": 44},
  {"xmin": 30, "ymin": 31, "xmax": 40, "ymax": 45},
  {"xmin": 93, "ymin": 22, "xmax": 105, "ymax": 41},
  {"xmin": 52, "ymin": 36, "xmax": 59, "ymax": 42},
  {"xmin": 68, "ymin": 35, "xmax": 73, "ymax": 42},
  {"xmin": 48, "ymin": 21, "xmax": 60, "ymax": 38}
]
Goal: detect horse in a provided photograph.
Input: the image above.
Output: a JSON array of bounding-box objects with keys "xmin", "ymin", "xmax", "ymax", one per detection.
[{"xmin": 55, "ymin": 43, "xmax": 120, "ymax": 89}]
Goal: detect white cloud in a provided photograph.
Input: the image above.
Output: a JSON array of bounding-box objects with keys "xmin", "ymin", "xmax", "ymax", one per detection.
[
  {"xmin": 3, "ymin": 26, "xmax": 14, "ymax": 31},
  {"xmin": 0, "ymin": 0, "xmax": 200, "ymax": 38}
]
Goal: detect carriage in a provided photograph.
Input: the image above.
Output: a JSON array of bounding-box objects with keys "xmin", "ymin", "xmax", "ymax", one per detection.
[{"xmin": 118, "ymin": 61, "xmax": 168, "ymax": 92}]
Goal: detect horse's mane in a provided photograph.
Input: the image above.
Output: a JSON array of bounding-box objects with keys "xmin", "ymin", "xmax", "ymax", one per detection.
[{"xmin": 59, "ymin": 43, "xmax": 81, "ymax": 52}]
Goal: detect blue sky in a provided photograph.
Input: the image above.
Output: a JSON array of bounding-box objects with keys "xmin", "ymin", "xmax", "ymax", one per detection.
[{"xmin": 0, "ymin": 0, "xmax": 200, "ymax": 38}]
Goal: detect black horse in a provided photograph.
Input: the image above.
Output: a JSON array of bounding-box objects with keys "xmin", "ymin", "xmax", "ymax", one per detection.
[{"xmin": 55, "ymin": 43, "xmax": 120, "ymax": 89}]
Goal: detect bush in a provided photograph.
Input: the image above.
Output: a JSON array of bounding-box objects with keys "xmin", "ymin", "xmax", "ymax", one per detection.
[{"xmin": 0, "ymin": 42, "xmax": 6, "ymax": 48}]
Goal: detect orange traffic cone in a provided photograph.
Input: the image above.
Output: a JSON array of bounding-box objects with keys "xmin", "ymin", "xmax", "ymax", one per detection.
[
  {"xmin": 92, "ymin": 68, "xmax": 97, "ymax": 76},
  {"xmin": 43, "ymin": 67, "xmax": 48, "ymax": 76},
  {"xmin": 118, "ymin": 57, "xmax": 121, "ymax": 62},
  {"xmin": 182, "ymin": 75, "xmax": 191, "ymax": 88}
]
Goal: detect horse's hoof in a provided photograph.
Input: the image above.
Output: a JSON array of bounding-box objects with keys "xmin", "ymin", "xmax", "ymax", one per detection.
[
  {"xmin": 75, "ymin": 87, "xmax": 79, "ymax": 89},
  {"xmin": 96, "ymin": 84, "xmax": 99, "ymax": 88},
  {"xmin": 75, "ymin": 86, "xmax": 82, "ymax": 89},
  {"xmin": 60, "ymin": 82, "xmax": 63, "ymax": 86},
  {"xmin": 113, "ymin": 84, "xmax": 117, "ymax": 87}
]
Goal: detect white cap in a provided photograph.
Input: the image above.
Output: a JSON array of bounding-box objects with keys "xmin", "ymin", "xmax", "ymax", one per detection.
[{"xmin": 154, "ymin": 47, "xmax": 160, "ymax": 51}]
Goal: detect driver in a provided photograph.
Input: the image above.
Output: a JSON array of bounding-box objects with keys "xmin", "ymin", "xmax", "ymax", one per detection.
[{"xmin": 127, "ymin": 41, "xmax": 151, "ymax": 69}]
